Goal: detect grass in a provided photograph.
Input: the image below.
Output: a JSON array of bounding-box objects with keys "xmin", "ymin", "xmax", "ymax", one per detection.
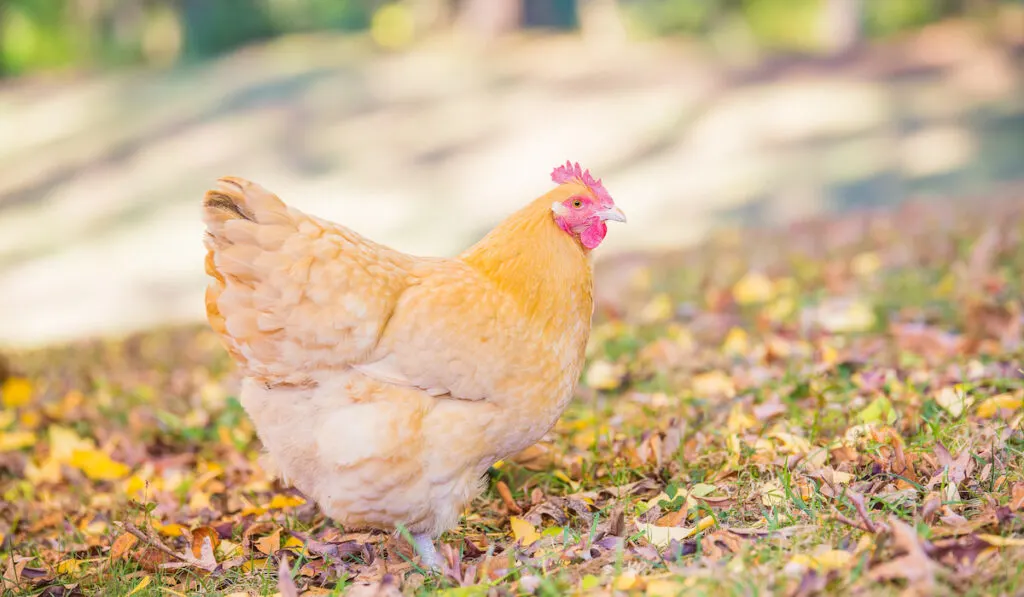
[{"xmin": 1, "ymin": 191, "xmax": 1023, "ymax": 596}]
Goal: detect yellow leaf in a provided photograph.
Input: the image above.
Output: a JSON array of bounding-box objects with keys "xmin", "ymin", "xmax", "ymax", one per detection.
[
  {"xmin": 819, "ymin": 342, "xmax": 839, "ymax": 367},
  {"xmin": 812, "ymin": 549, "xmax": 853, "ymax": 571},
  {"xmin": 0, "ymin": 409, "xmax": 14, "ymax": 429},
  {"xmin": 57, "ymin": 559, "xmax": 80, "ymax": 575},
  {"xmin": 217, "ymin": 539, "xmax": 241, "ymax": 558},
  {"xmin": 637, "ymin": 515, "xmax": 716, "ymax": 547},
  {"xmin": 692, "ymin": 370, "xmax": 736, "ymax": 399},
  {"xmin": 552, "ymin": 470, "xmax": 580, "ymax": 491},
  {"xmin": 19, "ymin": 409, "xmax": 41, "ymax": 430},
  {"xmin": 768, "ymin": 431, "xmax": 812, "ymax": 454},
  {"xmin": 935, "ymin": 387, "xmax": 972, "ymax": 418},
  {"xmin": 722, "ymin": 327, "xmax": 749, "ymax": 355},
  {"xmin": 69, "ymin": 449, "xmax": 130, "ymax": 481},
  {"xmin": 0, "ymin": 431, "xmax": 35, "ymax": 452},
  {"xmin": 1, "ymin": 377, "xmax": 33, "ymax": 408},
  {"xmin": 613, "ymin": 571, "xmax": 638, "ymax": 590},
  {"xmin": 25, "ymin": 456, "xmax": 62, "ymax": 485},
  {"xmin": 509, "ymin": 516, "xmax": 541, "ymax": 547},
  {"xmin": 760, "ymin": 480, "xmax": 786, "ymax": 507},
  {"xmin": 789, "ymin": 549, "xmax": 852, "ymax": 572},
  {"xmin": 851, "ymin": 252, "xmax": 881, "ymax": 277},
  {"xmin": 267, "ymin": 494, "xmax": 306, "ymax": 510},
  {"xmin": 49, "ymin": 426, "xmax": 94, "ymax": 462},
  {"xmin": 189, "ymin": 491, "xmax": 212, "ymax": 512},
  {"xmin": 153, "ymin": 522, "xmax": 187, "ymax": 537},
  {"xmin": 690, "ymin": 483, "xmax": 718, "ymax": 498},
  {"xmin": 646, "ymin": 578, "xmax": 688, "ymax": 597},
  {"xmin": 585, "ymin": 361, "xmax": 625, "ymax": 391},
  {"xmin": 733, "ymin": 271, "xmax": 775, "ymax": 305},
  {"xmin": 976, "ymin": 394, "xmax": 1022, "ymax": 418},
  {"xmin": 640, "ymin": 294, "xmax": 674, "ymax": 324},
  {"xmin": 239, "ymin": 558, "xmax": 269, "ymax": 573},
  {"xmin": 726, "ymin": 404, "xmax": 757, "ymax": 434},
  {"xmin": 978, "ymin": 534, "xmax": 1024, "ymax": 547},
  {"xmin": 127, "ymin": 576, "xmax": 151, "ymax": 596}
]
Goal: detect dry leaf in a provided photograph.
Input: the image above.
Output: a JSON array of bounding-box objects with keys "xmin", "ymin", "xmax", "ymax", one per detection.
[
  {"xmin": 509, "ymin": 516, "xmax": 540, "ymax": 546},
  {"xmin": 278, "ymin": 555, "xmax": 299, "ymax": 597},
  {"xmin": 868, "ymin": 517, "xmax": 936, "ymax": 595},
  {"xmin": 255, "ymin": 528, "xmax": 282, "ymax": 555},
  {"xmin": 126, "ymin": 576, "xmax": 151, "ymax": 596},
  {"xmin": 637, "ymin": 515, "xmax": 715, "ymax": 547},
  {"xmin": 109, "ymin": 533, "xmax": 138, "ymax": 561}
]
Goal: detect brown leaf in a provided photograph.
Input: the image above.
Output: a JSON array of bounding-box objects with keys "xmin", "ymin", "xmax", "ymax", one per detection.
[
  {"xmin": 700, "ymin": 530, "xmax": 744, "ymax": 561},
  {"xmin": 1010, "ymin": 482, "xmax": 1024, "ymax": 511},
  {"xmin": 868, "ymin": 517, "xmax": 936, "ymax": 595},
  {"xmin": 135, "ymin": 547, "xmax": 174, "ymax": 572},
  {"xmin": 255, "ymin": 528, "xmax": 282, "ymax": 556},
  {"xmin": 109, "ymin": 533, "xmax": 138, "ymax": 561},
  {"xmin": 277, "ymin": 555, "xmax": 299, "ymax": 597},
  {"xmin": 190, "ymin": 526, "xmax": 221, "ymax": 560},
  {"xmin": 495, "ymin": 481, "xmax": 522, "ymax": 514}
]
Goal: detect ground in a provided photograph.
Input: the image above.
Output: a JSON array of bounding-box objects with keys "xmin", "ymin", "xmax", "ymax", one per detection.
[{"xmin": 1, "ymin": 185, "xmax": 1022, "ymax": 596}]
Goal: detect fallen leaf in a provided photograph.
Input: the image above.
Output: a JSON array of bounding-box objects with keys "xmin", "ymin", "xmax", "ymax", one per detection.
[
  {"xmin": 935, "ymin": 386, "xmax": 971, "ymax": 418},
  {"xmin": 760, "ymin": 479, "xmax": 786, "ymax": 507},
  {"xmin": 496, "ymin": 481, "xmax": 522, "ymax": 514},
  {"xmin": 109, "ymin": 533, "xmax": 138, "ymax": 561},
  {"xmin": 637, "ymin": 515, "xmax": 715, "ymax": 547},
  {"xmin": 509, "ymin": 516, "xmax": 540, "ymax": 546},
  {"xmin": 0, "ymin": 431, "xmax": 35, "ymax": 452},
  {"xmin": 868, "ymin": 517, "xmax": 936, "ymax": 594},
  {"xmin": 126, "ymin": 576, "xmax": 151, "ymax": 596},
  {"xmin": 691, "ymin": 370, "xmax": 736, "ymax": 399},
  {"xmin": 278, "ymin": 555, "xmax": 299, "ymax": 597},
  {"xmin": 190, "ymin": 527, "xmax": 221, "ymax": 560},
  {"xmin": 267, "ymin": 494, "xmax": 306, "ymax": 510},
  {"xmin": 733, "ymin": 271, "xmax": 775, "ymax": 305},
  {"xmin": 788, "ymin": 549, "xmax": 853, "ymax": 572},
  {"xmin": 69, "ymin": 449, "xmax": 130, "ymax": 480},
  {"xmin": 858, "ymin": 396, "xmax": 897, "ymax": 425},
  {"xmin": 585, "ymin": 361, "xmax": 626, "ymax": 391},
  {"xmin": 255, "ymin": 528, "xmax": 282, "ymax": 555},
  {"xmin": 975, "ymin": 393, "xmax": 1022, "ymax": 418},
  {"xmin": 1, "ymin": 377, "xmax": 33, "ymax": 408}
]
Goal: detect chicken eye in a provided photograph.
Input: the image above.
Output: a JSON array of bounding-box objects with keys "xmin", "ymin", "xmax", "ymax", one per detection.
[{"xmin": 572, "ymin": 199, "xmax": 582, "ymax": 208}]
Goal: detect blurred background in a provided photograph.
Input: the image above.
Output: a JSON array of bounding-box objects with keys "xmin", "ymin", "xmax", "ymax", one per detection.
[{"xmin": 0, "ymin": 0, "xmax": 1021, "ymax": 347}]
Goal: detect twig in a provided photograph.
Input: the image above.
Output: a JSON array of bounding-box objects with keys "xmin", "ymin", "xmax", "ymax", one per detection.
[
  {"xmin": 118, "ymin": 522, "xmax": 218, "ymax": 572},
  {"xmin": 845, "ymin": 490, "xmax": 879, "ymax": 533},
  {"xmin": 829, "ymin": 510, "xmax": 876, "ymax": 534}
]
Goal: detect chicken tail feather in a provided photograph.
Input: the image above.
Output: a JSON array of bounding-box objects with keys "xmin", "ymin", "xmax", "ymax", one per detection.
[{"xmin": 202, "ymin": 177, "xmax": 296, "ymax": 376}]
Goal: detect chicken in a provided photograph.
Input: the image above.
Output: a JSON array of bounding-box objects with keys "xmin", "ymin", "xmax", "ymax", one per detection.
[{"xmin": 201, "ymin": 162, "xmax": 625, "ymax": 567}]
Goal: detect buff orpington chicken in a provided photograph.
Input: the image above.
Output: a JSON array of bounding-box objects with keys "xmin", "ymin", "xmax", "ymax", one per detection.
[{"xmin": 201, "ymin": 162, "xmax": 625, "ymax": 567}]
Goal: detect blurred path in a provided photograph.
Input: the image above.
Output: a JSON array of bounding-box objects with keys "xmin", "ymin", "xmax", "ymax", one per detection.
[{"xmin": 1, "ymin": 24, "xmax": 1022, "ymax": 346}]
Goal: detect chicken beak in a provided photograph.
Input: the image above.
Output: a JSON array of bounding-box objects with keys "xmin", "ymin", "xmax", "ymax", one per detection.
[{"xmin": 599, "ymin": 206, "xmax": 627, "ymax": 223}]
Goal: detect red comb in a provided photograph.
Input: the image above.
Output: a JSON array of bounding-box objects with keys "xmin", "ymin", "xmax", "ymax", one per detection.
[{"xmin": 551, "ymin": 161, "xmax": 613, "ymax": 207}]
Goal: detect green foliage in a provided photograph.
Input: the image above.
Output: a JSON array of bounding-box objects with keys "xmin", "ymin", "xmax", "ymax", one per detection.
[{"xmin": 0, "ymin": 0, "xmax": 986, "ymax": 77}]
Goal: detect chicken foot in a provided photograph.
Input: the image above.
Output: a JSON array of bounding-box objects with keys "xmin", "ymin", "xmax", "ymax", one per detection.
[{"xmin": 412, "ymin": 533, "xmax": 442, "ymax": 570}]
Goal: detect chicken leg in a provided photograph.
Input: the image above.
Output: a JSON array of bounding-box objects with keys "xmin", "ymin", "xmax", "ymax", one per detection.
[{"xmin": 413, "ymin": 533, "xmax": 442, "ymax": 570}]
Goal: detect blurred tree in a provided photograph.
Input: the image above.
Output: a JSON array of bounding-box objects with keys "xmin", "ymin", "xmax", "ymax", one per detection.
[
  {"xmin": 179, "ymin": 0, "xmax": 274, "ymax": 60},
  {"xmin": 523, "ymin": 0, "xmax": 578, "ymax": 28}
]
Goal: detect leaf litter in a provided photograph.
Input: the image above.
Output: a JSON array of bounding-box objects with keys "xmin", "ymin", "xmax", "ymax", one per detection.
[{"xmin": 1, "ymin": 191, "xmax": 1023, "ymax": 595}]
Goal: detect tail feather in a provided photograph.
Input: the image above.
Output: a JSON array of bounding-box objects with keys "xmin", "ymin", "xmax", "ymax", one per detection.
[{"xmin": 202, "ymin": 177, "xmax": 296, "ymax": 374}]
